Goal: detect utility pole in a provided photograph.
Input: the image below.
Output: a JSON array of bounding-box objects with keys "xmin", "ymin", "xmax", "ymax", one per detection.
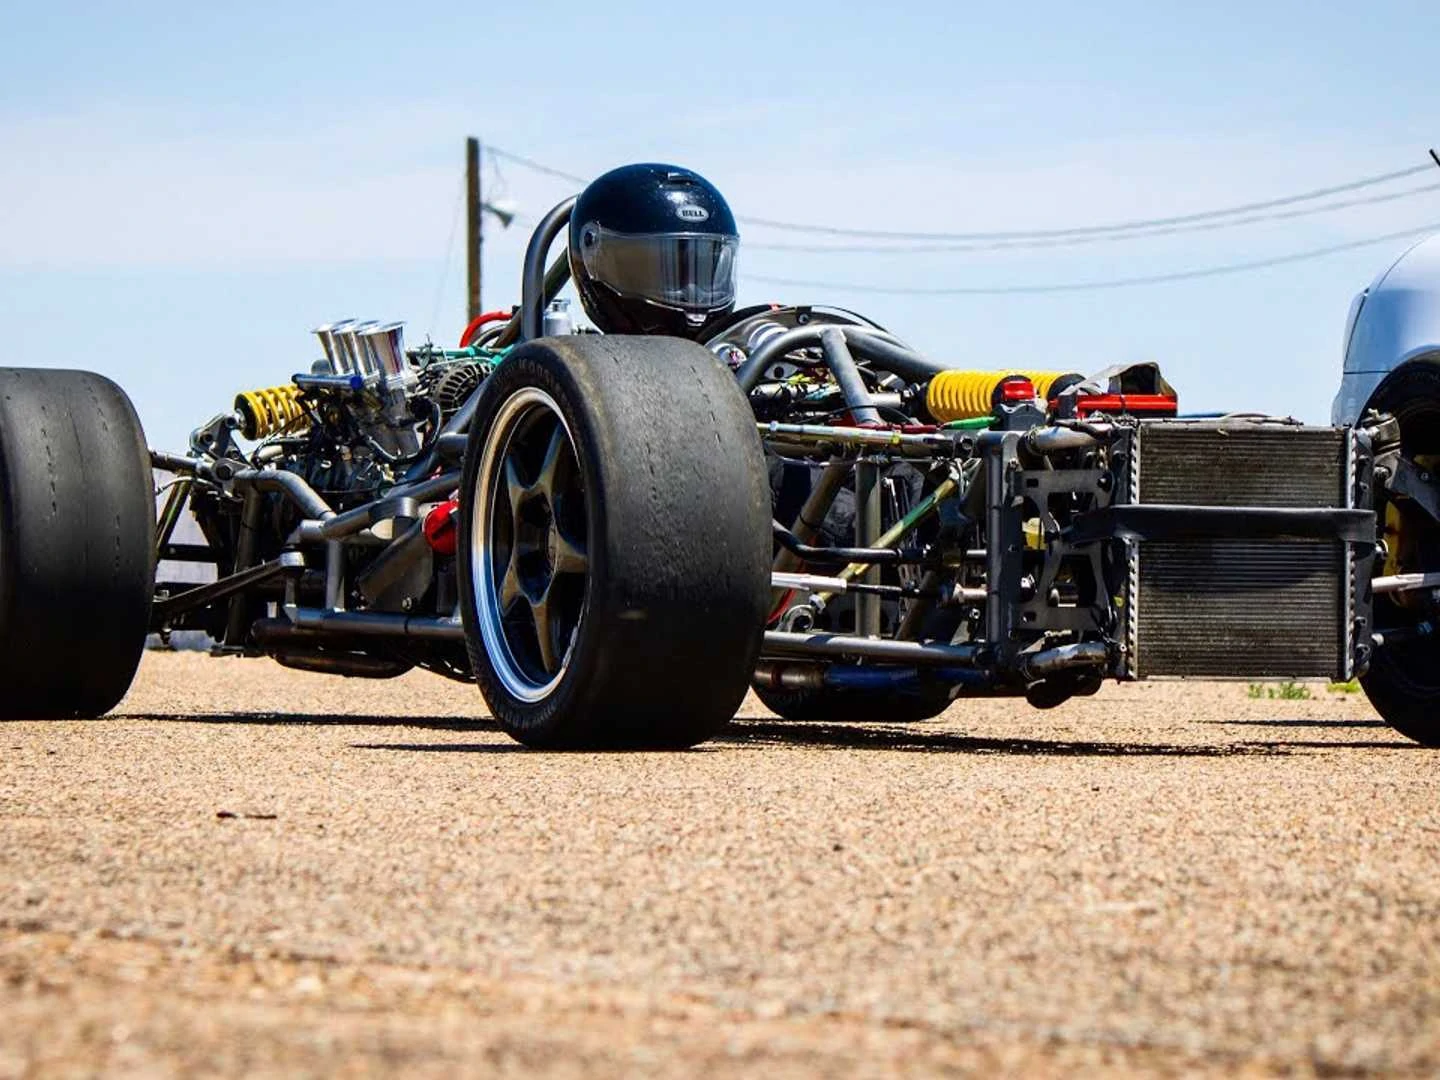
[{"xmin": 466, "ymin": 136, "xmax": 482, "ymax": 319}]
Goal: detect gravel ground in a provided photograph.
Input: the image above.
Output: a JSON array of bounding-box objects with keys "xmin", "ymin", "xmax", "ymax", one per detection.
[{"xmin": 2, "ymin": 652, "xmax": 1437, "ymax": 1077}]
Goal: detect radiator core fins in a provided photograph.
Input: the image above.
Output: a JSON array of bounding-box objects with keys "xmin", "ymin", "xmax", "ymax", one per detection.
[
  {"xmin": 1137, "ymin": 539, "xmax": 1342, "ymax": 677},
  {"xmin": 1132, "ymin": 424, "xmax": 1354, "ymax": 680},
  {"xmin": 1137, "ymin": 426, "xmax": 1347, "ymax": 508}
]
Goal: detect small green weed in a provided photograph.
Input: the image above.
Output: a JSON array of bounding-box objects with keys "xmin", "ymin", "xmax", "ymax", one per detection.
[{"xmin": 1326, "ymin": 679, "xmax": 1362, "ymax": 695}]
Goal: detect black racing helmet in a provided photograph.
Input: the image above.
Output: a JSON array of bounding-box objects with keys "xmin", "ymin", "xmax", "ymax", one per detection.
[{"xmin": 568, "ymin": 163, "xmax": 738, "ymax": 340}]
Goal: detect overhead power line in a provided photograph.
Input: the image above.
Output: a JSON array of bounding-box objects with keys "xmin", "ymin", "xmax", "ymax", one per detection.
[
  {"xmin": 485, "ymin": 144, "xmax": 1439, "ymax": 293},
  {"xmin": 487, "ymin": 147, "xmax": 586, "ymax": 186},
  {"xmin": 743, "ymin": 182, "xmax": 1440, "ymax": 254},
  {"xmin": 738, "ymin": 164, "xmax": 1436, "ymax": 241},
  {"xmin": 745, "ymin": 223, "xmax": 1439, "ymax": 296},
  {"xmin": 487, "ymin": 144, "xmax": 1437, "ymax": 242}
]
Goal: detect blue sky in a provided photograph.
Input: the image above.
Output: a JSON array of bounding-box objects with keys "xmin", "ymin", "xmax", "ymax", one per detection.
[{"xmin": 3, "ymin": 0, "xmax": 1440, "ymax": 449}]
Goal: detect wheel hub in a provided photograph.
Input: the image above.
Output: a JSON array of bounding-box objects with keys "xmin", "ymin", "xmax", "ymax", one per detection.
[{"xmin": 473, "ymin": 389, "xmax": 590, "ymax": 702}]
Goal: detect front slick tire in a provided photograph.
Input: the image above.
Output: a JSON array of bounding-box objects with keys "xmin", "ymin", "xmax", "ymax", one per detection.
[
  {"xmin": 458, "ymin": 336, "xmax": 771, "ymax": 749},
  {"xmin": 0, "ymin": 368, "xmax": 155, "ymax": 719},
  {"xmin": 1361, "ymin": 362, "xmax": 1440, "ymax": 745}
]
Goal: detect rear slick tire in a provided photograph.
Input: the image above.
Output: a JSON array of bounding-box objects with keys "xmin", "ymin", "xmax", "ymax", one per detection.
[
  {"xmin": 0, "ymin": 368, "xmax": 155, "ymax": 719},
  {"xmin": 457, "ymin": 336, "xmax": 771, "ymax": 749}
]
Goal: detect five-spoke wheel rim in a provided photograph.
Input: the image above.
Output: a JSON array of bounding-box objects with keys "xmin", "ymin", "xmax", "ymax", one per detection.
[{"xmin": 472, "ymin": 388, "xmax": 590, "ymax": 702}]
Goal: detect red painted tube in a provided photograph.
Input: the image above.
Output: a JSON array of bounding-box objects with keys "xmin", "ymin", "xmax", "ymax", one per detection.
[{"xmin": 459, "ymin": 310, "xmax": 513, "ymax": 348}]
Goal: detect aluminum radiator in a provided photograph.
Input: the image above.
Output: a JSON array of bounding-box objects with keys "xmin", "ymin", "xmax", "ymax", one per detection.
[{"xmin": 1128, "ymin": 423, "xmax": 1361, "ymax": 680}]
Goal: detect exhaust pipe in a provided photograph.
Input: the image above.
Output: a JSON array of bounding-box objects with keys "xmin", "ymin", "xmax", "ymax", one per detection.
[{"xmin": 1016, "ymin": 641, "xmax": 1110, "ymax": 681}]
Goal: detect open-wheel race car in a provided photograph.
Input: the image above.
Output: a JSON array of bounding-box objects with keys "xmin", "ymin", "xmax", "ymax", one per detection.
[{"xmin": 4, "ymin": 164, "xmax": 1439, "ymax": 747}]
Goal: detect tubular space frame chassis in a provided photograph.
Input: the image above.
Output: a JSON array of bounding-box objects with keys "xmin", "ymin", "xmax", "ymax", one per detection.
[{"xmin": 151, "ymin": 412, "xmax": 1382, "ymax": 688}]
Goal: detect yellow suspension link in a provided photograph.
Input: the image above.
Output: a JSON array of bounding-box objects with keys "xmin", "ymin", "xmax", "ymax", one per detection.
[
  {"xmin": 925, "ymin": 370, "xmax": 1075, "ymax": 423},
  {"xmin": 234, "ymin": 384, "xmax": 309, "ymax": 440}
]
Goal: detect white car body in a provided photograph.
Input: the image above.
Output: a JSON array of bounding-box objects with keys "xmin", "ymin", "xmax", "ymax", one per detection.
[{"xmin": 1333, "ymin": 233, "xmax": 1440, "ymax": 426}]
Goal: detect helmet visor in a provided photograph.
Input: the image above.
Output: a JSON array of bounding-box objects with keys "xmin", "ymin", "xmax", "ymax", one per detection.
[{"xmin": 578, "ymin": 225, "xmax": 738, "ymax": 311}]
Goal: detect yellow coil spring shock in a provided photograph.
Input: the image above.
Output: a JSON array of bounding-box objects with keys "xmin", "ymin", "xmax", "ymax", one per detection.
[
  {"xmin": 925, "ymin": 370, "xmax": 1075, "ymax": 423},
  {"xmin": 234, "ymin": 384, "xmax": 309, "ymax": 440}
]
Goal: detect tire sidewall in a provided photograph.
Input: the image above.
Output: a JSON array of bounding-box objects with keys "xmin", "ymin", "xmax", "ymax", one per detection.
[{"xmin": 458, "ymin": 351, "xmax": 612, "ymax": 746}]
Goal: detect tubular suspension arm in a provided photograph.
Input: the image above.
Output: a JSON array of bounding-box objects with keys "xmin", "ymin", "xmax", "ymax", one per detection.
[
  {"xmin": 771, "ymin": 521, "xmax": 924, "ymax": 565},
  {"xmin": 231, "ymin": 469, "xmax": 336, "ymax": 522},
  {"xmin": 153, "ymin": 554, "xmax": 304, "ymax": 624}
]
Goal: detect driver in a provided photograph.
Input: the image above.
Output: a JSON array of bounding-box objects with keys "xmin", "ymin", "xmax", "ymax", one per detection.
[{"xmin": 568, "ymin": 164, "xmax": 739, "ymax": 340}]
